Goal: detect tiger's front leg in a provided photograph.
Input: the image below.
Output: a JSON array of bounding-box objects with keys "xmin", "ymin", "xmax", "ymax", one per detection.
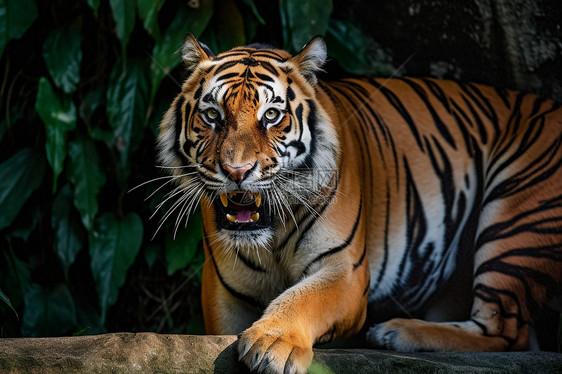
[{"xmin": 237, "ymin": 255, "xmax": 369, "ymax": 374}]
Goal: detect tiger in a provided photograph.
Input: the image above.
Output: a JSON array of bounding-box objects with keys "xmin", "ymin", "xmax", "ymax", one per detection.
[{"xmin": 156, "ymin": 33, "xmax": 562, "ymax": 374}]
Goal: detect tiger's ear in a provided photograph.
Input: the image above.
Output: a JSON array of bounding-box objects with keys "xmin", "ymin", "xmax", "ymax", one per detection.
[
  {"xmin": 181, "ymin": 33, "xmax": 215, "ymax": 71},
  {"xmin": 291, "ymin": 36, "xmax": 327, "ymax": 85}
]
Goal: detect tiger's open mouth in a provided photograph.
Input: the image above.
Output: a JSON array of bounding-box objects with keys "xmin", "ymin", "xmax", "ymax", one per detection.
[{"xmin": 214, "ymin": 191, "xmax": 271, "ymax": 230}]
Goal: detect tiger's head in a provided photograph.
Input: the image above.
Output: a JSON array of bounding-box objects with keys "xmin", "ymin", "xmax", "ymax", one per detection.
[{"xmin": 157, "ymin": 35, "xmax": 339, "ymax": 247}]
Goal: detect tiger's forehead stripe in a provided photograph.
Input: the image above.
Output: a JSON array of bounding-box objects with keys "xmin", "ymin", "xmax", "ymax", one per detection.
[
  {"xmin": 197, "ymin": 52, "xmax": 289, "ymax": 110},
  {"xmin": 209, "ymin": 49, "xmax": 286, "ymax": 80},
  {"xmin": 214, "ymin": 47, "xmax": 288, "ymax": 62}
]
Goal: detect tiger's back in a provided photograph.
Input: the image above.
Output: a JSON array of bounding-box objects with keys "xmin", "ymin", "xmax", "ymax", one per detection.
[
  {"xmin": 324, "ymin": 78, "xmax": 562, "ymax": 333},
  {"xmin": 157, "ymin": 35, "xmax": 562, "ymax": 373}
]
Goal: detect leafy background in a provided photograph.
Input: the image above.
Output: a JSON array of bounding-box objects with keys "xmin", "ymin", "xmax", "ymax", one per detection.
[{"xmin": 0, "ymin": 0, "xmax": 392, "ymax": 338}]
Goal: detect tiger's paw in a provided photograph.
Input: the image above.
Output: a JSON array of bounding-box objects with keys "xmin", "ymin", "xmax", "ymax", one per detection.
[
  {"xmin": 366, "ymin": 318, "xmax": 434, "ymax": 352},
  {"xmin": 366, "ymin": 318, "xmax": 510, "ymax": 352},
  {"xmin": 237, "ymin": 319, "xmax": 313, "ymax": 374}
]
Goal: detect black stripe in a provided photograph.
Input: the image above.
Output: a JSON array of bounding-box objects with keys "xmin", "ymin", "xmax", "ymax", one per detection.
[
  {"xmin": 353, "ymin": 244, "xmax": 367, "ymax": 270},
  {"xmin": 484, "ymin": 135, "xmax": 562, "ymax": 205},
  {"xmin": 469, "ymin": 318, "xmax": 489, "ymax": 335},
  {"xmin": 475, "ymin": 258, "xmax": 559, "ymax": 302},
  {"xmin": 494, "ymin": 86, "xmax": 511, "ymax": 109},
  {"xmin": 203, "ymin": 229, "xmax": 265, "ymax": 310},
  {"xmin": 449, "ymin": 98, "xmax": 478, "ymax": 156},
  {"xmin": 303, "ymin": 197, "xmax": 362, "ymax": 275},
  {"xmin": 213, "ymin": 60, "xmax": 239, "ymax": 75},
  {"xmin": 401, "ymin": 78, "xmax": 457, "ymax": 149},
  {"xmin": 473, "ymin": 284, "xmax": 523, "ymax": 321},
  {"xmin": 237, "ymin": 251, "xmax": 266, "ymax": 272},
  {"xmin": 329, "ymin": 81, "xmax": 386, "ymax": 163},
  {"xmin": 458, "ymin": 82, "xmax": 500, "ymax": 141},
  {"xmin": 212, "ymin": 52, "xmax": 249, "ymax": 61},
  {"xmin": 486, "ymin": 92, "xmax": 526, "ymax": 177},
  {"xmin": 369, "ymin": 78, "xmax": 425, "ymax": 150},
  {"xmin": 460, "ymin": 94, "xmax": 489, "ymax": 144},
  {"xmin": 251, "ymin": 51, "xmax": 287, "ymax": 61},
  {"xmin": 194, "ymin": 78, "xmax": 205, "ymax": 100},
  {"xmin": 255, "ymin": 72, "xmax": 274, "ymax": 82},
  {"xmin": 287, "ymin": 176, "xmax": 339, "ymax": 254},
  {"xmin": 216, "ymin": 72, "xmax": 240, "ymax": 82},
  {"xmin": 363, "ymin": 275, "xmax": 371, "ymax": 297},
  {"xmin": 259, "ymin": 61, "xmax": 280, "ymax": 76},
  {"xmin": 372, "ymin": 188, "xmax": 391, "ymax": 293}
]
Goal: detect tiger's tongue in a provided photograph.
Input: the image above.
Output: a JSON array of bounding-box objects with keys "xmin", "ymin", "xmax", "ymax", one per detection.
[{"xmin": 237, "ymin": 210, "xmax": 252, "ymax": 222}]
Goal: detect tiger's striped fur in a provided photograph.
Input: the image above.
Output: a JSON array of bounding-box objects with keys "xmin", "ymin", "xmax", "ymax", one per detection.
[{"xmin": 157, "ymin": 35, "xmax": 562, "ymax": 373}]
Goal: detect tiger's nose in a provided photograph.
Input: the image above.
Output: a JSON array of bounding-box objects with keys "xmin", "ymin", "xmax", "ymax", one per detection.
[{"xmin": 222, "ymin": 162, "xmax": 255, "ymax": 182}]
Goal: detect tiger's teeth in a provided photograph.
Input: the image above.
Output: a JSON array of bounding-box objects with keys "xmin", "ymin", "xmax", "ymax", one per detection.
[
  {"xmin": 255, "ymin": 193, "xmax": 262, "ymax": 208},
  {"xmin": 226, "ymin": 214, "xmax": 236, "ymax": 223},
  {"xmin": 251, "ymin": 213, "xmax": 259, "ymax": 222},
  {"xmin": 229, "ymin": 192, "xmax": 235, "ymax": 199},
  {"xmin": 219, "ymin": 194, "xmax": 228, "ymax": 207}
]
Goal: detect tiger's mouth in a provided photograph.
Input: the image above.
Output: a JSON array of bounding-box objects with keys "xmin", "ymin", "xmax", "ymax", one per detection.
[{"xmin": 214, "ymin": 191, "xmax": 271, "ymax": 231}]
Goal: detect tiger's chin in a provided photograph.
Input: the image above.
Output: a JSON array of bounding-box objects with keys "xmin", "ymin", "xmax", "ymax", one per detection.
[{"xmin": 214, "ymin": 228, "xmax": 274, "ymax": 251}]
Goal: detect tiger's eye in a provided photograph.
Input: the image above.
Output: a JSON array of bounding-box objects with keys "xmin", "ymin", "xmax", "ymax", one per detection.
[
  {"xmin": 206, "ymin": 108, "xmax": 219, "ymax": 120},
  {"xmin": 264, "ymin": 108, "xmax": 280, "ymax": 122}
]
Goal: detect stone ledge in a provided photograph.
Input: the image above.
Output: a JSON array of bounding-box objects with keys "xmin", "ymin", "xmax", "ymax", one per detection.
[{"xmin": 0, "ymin": 333, "xmax": 561, "ymax": 373}]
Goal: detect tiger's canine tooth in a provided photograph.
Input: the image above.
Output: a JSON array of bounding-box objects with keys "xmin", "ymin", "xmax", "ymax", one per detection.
[
  {"xmin": 251, "ymin": 213, "xmax": 259, "ymax": 222},
  {"xmin": 226, "ymin": 214, "xmax": 236, "ymax": 223},
  {"xmin": 220, "ymin": 194, "xmax": 228, "ymax": 207},
  {"xmin": 255, "ymin": 193, "xmax": 262, "ymax": 208}
]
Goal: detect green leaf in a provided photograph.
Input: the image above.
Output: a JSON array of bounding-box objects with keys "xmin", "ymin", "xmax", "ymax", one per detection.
[
  {"xmin": 0, "ymin": 109, "xmax": 21, "ymax": 142},
  {"xmin": 240, "ymin": 4, "xmax": 260, "ymax": 42},
  {"xmin": 35, "ymin": 77, "xmax": 77, "ymax": 192},
  {"xmin": 308, "ymin": 360, "xmax": 335, "ymax": 374},
  {"xmin": 326, "ymin": 19, "xmax": 395, "ymax": 76},
  {"xmin": 89, "ymin": 212, "xmax": 143, "ymax": 324},
  {"xmin": 73, "ymin": 295, "xmax": 105, "ymax": 335},
  {"xmin": 0, "ymin": 288, "xmax": 17, "ymax": 317},
  {"xmin": 149, "ymin": 0, "xmax": 213, "ymax": 103},
  {"xmin": 0, "ymin": 0, "xmax": 38, "ymax": 58},
  {"xmin": 147, "ymin": 97, "xmax": 171, "ymax": 137},
  {"xmin": 137, "ymin": 0, "xmax": 165, "ymax": 42},
  {"xmin": 200, "ymin": 0, "xmax": 244, "ymax": 54},
  {"xmin": 165, "ymin": 210, "xmax": 202, "ymax": 276},
  {"xmin": 109, "ymin": 0, "xmax": 136, "ymax": 57},
  {"xmin": 279, "ymin": 0, "xmax": 333, "ymax": 52},
  {"xmin": 21, "ymin": 283, "xmax": 77, "ymax": 337},
  {"xmin": 0, "ymin": 148, "xmax": 45, "ymax": 230},
  {"xmin": 106, "ymin": 58, "xmax": 150, "ymax": 172},
  {"xmin": 10, "ymin": 204, "xmax": 40, "ymax": 241},
  {"xmin": 79, "ymin": 87, "xmax": 103, "ymax": 124},
  {"xmin": 42, "ymin": 24, "xmax": 82, "ymax": 94},
  {"xmin": 1, "ymin": 248, "xmax": 31, "ymax": 312},
  {"xmin": 87, "ymin": 0, "xmax": 100, "ymax": 17},
  {"xmin": 240, "ymin": 0, "xmax": 265, "ymax": 25},
  {"xmin": 144, "ymin": 244, "xmax": 160, "ymax": 269},
  {"xmin": 52, "ymin": 185, "xmax": 83, "ymax": 277},
  {"xmin": 67, "ymin": 135, "xmax": 106, "ymax": 230},
  {"xmin": 185, "ymin": 0, "xmax": 214, "ymax": 38}
]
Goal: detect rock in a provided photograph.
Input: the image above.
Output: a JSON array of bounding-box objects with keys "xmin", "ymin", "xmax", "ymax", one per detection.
[
  {"xmin": 342, "ymin": 0, "xmax": 562, "ymax": 101},
  {"xmin": 1, "ymin": 333, "xmax": 561, "ymax": 373}
]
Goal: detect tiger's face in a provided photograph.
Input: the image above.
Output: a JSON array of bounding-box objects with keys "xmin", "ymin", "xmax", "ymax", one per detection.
[{"xmin": 157, "ymin": 35, "xmax": 339, "ymax": 247}]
